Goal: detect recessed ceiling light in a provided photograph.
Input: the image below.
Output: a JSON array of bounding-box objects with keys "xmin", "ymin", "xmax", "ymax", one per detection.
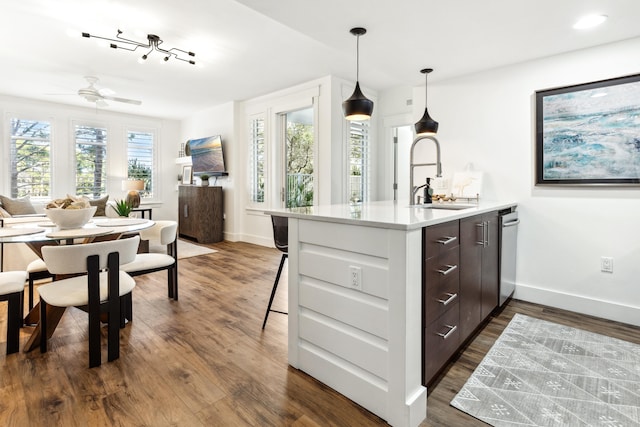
[{"xmin": 573, "ymin": 14, "xmax": 608, "ymax": 29}]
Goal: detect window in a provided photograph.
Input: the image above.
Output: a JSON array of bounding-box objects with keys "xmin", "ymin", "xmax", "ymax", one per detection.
[
  {"xmin": 348, "ymin": 120, "xmax": 370, "ymax": 203},
  {"xmin": 75, "ymin": 124, "xmax": 108, "ymax": 197},
  {"xmin": 283, "ymin": 107, "xmax": 314, "ymax": 208},
  {"xmin": 127, "ymin": 129, "xmax": 155, "ymax": 199},
  {"xmin": 249, "ymin": 116, "xmax": 265, "ymax": 203},
  {"xmin": 9, "ymin": 118, "xmax": 51, "ymax": 199}
]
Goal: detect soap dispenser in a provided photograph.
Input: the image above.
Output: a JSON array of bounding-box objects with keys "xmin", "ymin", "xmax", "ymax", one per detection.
[{"xmin": 424, "ymin": 178, "xmax": 433, "ymax": 204}]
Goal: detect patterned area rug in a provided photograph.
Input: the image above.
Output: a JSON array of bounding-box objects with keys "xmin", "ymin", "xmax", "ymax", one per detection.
[{"xmin": 451, "ymin": 313, "xmax": 640, "ymax": 426}]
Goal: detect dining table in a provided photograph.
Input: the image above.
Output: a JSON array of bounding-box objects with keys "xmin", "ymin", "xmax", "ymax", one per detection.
[{"xmin": 0, "ymin": 216, "xmax": 155, "ymax": 352}]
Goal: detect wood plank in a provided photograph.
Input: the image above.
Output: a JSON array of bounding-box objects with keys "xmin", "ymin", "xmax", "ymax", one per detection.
[{"xmin": 0, "ymin": 241, "xmax": 638, "ymax": 426}]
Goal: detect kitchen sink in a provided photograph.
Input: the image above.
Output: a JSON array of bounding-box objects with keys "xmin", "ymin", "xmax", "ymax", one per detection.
[{"xmin": 410, "ymin": 203, "xmax": 477, "ymax": 210}]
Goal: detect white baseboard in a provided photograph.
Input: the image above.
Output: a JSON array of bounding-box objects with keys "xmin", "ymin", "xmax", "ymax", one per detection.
[
  {"xmin": 236, "ymin": 233, "xmax": 274, "ymax": 248},
  {"xmin": 514, "ymin": 283, "xmax": 640, "ymax": 328}
]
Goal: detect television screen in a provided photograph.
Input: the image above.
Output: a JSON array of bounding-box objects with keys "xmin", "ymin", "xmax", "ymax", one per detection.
[{"xmin": 189, "ymin": 135, "xmax": 227, "ymax": 175}]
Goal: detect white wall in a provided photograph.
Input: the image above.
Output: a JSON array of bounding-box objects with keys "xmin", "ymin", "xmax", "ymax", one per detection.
[
  {"xmin": 0, "ymin": 94, "xmax": 181, "ymax": 220},
  {"xmin": 407, "ymin": 37, "xmax": 640, "ymax": 326},
  {"xmin": 180, "ymin": 102, "xmax": 237, "ymax": 240}
]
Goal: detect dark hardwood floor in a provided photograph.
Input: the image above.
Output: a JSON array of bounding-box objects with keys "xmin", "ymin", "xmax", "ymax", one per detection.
[{"xmin": 1, "ymin": 241, "xmax": 638, "ymax": 426}]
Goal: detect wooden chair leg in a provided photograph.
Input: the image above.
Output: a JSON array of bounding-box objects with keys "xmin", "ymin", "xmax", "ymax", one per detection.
[
  {"xmin": 173, "ymin": 264, "xmax": 178, "ymax": 301},
  {"xmin": 28, "ymin": 276, "xmax": 35, "ymax": 311},
  {"xmin": 39, "ymin": 299, "xmax": 48, "ymax": 354},
  {"xmin": 87, "ymin": 255, "xmax": 101, "ymax": 368},
  {"xmin": 6, "ymin": 292, "xmax": 22, "ymax": 354},
  {"xmin": 106, "ymin": 253, "xmax": 120, "ymax": 363},
  {"xmin": 120, "ymin": 293, "xmax": 132, "ymax": 328}
]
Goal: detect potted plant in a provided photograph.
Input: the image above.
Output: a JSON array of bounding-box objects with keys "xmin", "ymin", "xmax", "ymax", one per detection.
[
  {"xmin": 111, "ymin": 199, "xmax": 132, "ymax": 217},
  {"xmin": 200, "ymin": 174, "xmax": 210, "ymax": 187}
]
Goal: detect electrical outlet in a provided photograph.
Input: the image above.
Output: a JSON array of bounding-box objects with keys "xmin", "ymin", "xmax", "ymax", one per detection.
[
  {"xmin": 601, "ymin": 256, "xmax": 613, "ymax": 273},
  {"xmin": 349, "ymin": 266, "xmax": 362, "ymax": 291}
]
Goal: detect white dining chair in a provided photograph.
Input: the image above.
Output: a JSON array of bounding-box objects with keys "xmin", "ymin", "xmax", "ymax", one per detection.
[
  {"xmin": 0, "ymin": 271, "xmax": 27, "ymax": 354},
  {"xmin": 39, "ymin": 236, "xmax": 139, "ymax": 368},
  {"xmin": 26, "ymin": 258, "xmax": 54, "ymax": 311},
  {"xmin": 121, "ymin": 221, "xmax": 179, "ymax": 300}
]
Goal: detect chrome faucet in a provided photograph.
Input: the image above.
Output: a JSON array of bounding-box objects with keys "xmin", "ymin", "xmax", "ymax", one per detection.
[{"xmin": 409, "ymin": 135, "xmax": 442, "ymax": 205}]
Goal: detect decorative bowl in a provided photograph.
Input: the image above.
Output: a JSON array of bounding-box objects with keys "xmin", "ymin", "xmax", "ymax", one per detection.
[{"xmin": 45, "ymin": 206, "xmax": 96, "ymax": 229}]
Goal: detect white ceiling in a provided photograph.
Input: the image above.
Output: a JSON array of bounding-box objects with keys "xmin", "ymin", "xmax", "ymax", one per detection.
[{"xmin": 1, "ymin": 0, "xmax": 639, "ymax": 120}]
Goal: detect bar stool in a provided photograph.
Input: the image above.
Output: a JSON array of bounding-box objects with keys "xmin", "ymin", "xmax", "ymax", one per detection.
[
  {"xmin": 0, "ymin": 271, "xmax": 27, "ymax": 354},
  {"xmin": 262, "ymin": 216, "xmax": 288, "ymax": 329}
]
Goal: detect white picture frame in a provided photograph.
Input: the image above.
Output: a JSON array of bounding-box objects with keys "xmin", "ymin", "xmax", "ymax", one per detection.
[{"xmin": 182, "ymin": 165, "xmax": 192, "ymax": 185}]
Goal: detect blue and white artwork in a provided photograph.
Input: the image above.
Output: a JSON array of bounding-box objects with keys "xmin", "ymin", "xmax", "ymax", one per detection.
[{"xmin": 540, "ymin": 76, "xmax": 640, "ymax": 183}]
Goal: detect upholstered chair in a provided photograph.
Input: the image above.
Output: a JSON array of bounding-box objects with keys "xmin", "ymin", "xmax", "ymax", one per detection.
[
  {"xmin": 26, "ymin": 259, "xmax": 54, "ymax": 311},
  {"xmin": 121, "ymin": 221, "xmax": 178, "ymax": 300},
  {"xmin": 39, "ymin": 236, "xmax": 139, "ymax": 368},
  {"xmin": 0, "ymin": 271, "xmax": 27, "ymax": 354}
]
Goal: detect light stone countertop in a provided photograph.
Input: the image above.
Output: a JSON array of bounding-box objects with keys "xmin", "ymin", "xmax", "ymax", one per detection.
[{"xmin": 265, "ymin": 199, "xmax": 517, "ymax": 230}]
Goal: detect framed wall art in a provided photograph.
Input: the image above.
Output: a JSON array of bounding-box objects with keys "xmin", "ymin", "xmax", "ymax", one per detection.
[{"xmin": 535, "ymin": 73, "xmax": 640, "ymax": 185}]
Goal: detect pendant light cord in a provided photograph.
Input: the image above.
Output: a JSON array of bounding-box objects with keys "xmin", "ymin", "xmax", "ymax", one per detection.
[
  {"xmin": 356, "ymin": 34, "xmax": 360, "ymax": 82},
  {"xmin": 425, "ymin": 72, "xmax": 428, "ymax": 106}
]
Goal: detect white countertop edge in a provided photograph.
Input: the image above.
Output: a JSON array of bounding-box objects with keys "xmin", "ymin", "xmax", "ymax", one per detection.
[{"xmin": 264, "ymin": 200, "xmax": 518, "ymax": 230}]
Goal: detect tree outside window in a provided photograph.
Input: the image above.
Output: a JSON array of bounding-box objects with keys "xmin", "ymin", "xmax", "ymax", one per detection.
[{"xmin": 9, "ymin": 118, "xmax": 51, "ymax": 199}]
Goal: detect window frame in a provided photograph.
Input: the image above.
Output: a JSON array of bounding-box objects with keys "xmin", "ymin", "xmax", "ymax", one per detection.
[
  {"xmin": 247, "ymin": 113, "xmax": 267, "ymax": 208},
  {"xmin": 7, "ymin": 115, "xmax": 53, "ymax": 201},
  {"xmin": 346, "ymin": 119, "xmax": 370, "ymax": 203},
  {"xmin": 73, "ymin": 120, "xmax": 110, "ymax": 198},
  {"xmin": 126, "ymin": 126, "xmax": 158, "ymax": 203}
]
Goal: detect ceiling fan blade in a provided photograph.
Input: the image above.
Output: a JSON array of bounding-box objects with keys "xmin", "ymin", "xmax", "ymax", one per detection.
[
  {"xmin": 103, "ymin": 96, "xmax": 142, "ymax": 105},
  {"xmin": 98, "ymin": 87, "xmax": 116, "ymax": 96}
]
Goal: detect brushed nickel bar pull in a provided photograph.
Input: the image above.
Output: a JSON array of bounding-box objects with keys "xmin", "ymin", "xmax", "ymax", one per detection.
[
  {"xmin": 437, "ymin": 324, "xmax": 457, "ymax": 339},
  {"xmin": 436, "ymin": 264, "xmax": 458, "ymax": 275},
  {"xmin": 485, "ymin": 220, "xmax": 490, "ymax": 247},
  {"xmin": 436, "ymin": 236, "xmax": 457, "ymax": 245},
  {"xmin": 476, "ymin": 223, "xmax": 484, "ymax": 245},
  {"xmin": 436, "ymin": 292, "xmax": 457, "ymax": 306}
]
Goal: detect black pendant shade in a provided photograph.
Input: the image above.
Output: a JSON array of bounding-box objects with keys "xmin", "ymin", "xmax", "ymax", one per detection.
[
  {"xmin": 414, "ymin": 68, "xmax": 438, "ymax": 135},
  {"xmin": 343, "ymin": 81, "xmax": 374, "ymax": 121},
  {"xmin": 343, "ymin": 27, "xmax": 373, "ymax": 121}
]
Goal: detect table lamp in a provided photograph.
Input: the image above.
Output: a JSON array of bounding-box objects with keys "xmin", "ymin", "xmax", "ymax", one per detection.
[{"xmin": 122, "ymin": 179, "xmax": 145, "ymax": 208}]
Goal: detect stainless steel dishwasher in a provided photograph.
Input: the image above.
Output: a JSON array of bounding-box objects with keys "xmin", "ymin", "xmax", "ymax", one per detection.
[{"xmin": 499, "ymin": 209, "xmax": 519, "ymax": 306}]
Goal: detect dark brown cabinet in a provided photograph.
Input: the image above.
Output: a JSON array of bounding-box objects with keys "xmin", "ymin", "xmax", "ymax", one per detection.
[
  {"xmin": 459, "ymin": 211, "xmax": 499, "ymax": 343},
  {"xmin": 178, "ymin": 185, "xmax": 223, "ymax": 243},
  {"xmin": 422, "ymin": 211, "xmax": 500, "ymax": 387},
  {"xmin": 422, "ymin": 221, "xmax": 461, "ymax": 386}
]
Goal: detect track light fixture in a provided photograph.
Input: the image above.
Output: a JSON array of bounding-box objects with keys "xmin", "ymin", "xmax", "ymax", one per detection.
[
  {"xmin": 343, "ymin": 27, "xmax": 374, "ymax": 121},
  {"xmin": 82, "ymin": 30, "xmax": 196, "ymax": 65},
  {"xmin": 414, "ymin": 68, "xmax": 439, "ymax": 136}
]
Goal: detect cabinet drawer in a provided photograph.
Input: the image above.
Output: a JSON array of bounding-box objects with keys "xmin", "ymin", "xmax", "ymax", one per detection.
[
  {"xmin": 424, "ymin": 301, "xmax": 460, "ymax": 385},
  {"xmin": 424, "ymin": 247, "xmax": 460, "ymax": 323},
  {"xmin": 424, "ymin": 221, "xmax": 459, "ymax": 260}
]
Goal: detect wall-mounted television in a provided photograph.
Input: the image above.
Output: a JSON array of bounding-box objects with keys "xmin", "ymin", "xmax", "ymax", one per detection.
[{"xmin": 188, "ymin": 135, "xmax": 228, "ymax": 176}]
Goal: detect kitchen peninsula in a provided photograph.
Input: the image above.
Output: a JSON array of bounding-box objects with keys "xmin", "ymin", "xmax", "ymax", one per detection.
[{"xmin": 266, "ymin": 199, "xmax": 517, "ymax": 427}]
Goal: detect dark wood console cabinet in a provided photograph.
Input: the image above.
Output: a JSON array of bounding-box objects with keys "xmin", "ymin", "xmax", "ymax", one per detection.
[
  {"xmin": 178, "ymin": 185, "xmax": 223, "ymax": 243},
  {"xmin": 422, "ymin": 211, "xmax": 500, "ymax": 387}
]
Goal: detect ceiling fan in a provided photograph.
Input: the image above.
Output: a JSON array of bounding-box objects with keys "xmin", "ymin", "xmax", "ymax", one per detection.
[{"xmin": 76, "ymin": 76, "xmax": 142, "ymax": 107}]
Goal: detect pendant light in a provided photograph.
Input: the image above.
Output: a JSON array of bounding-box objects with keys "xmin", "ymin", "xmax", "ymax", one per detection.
[
  {"xmin": 343, "ymin": 27, "xmax": 374, "ymax": 121},
  {"xmin": 414, "ymin": 68, "xmax": 439, "ymax": 135}
]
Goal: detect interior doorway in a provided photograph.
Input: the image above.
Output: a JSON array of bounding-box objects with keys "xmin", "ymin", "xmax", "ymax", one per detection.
[{"xmin": 392, "ymin": 125, "xmax": 413, "ymax": 202}]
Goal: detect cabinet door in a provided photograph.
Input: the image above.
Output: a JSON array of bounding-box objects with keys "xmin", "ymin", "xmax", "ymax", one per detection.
[
  {"xmin": 481, "ymin": 211, "xmax": 499, "ymax": 320},
  {"xmin": 459, "ymin": 216, "xmax": 482, "ymax": 342},
  {"xmin": 178, "ymin": 186, "xmax": 196, "ymax": 237}
]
